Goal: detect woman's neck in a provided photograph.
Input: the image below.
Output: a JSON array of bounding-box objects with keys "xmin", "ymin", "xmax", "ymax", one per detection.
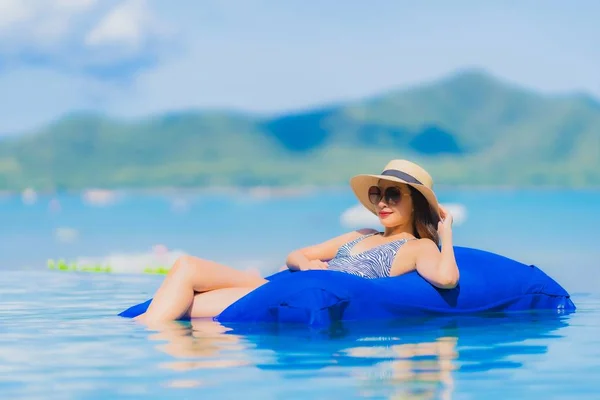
[{"xmin": 382, "ymin": 223, "xmax": 415, "ymax": 238}]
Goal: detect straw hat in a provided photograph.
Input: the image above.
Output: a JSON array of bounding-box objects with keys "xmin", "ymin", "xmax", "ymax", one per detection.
[{"xmin": 350, "ymin": 159, "xmax": 440, "ymax": 219}]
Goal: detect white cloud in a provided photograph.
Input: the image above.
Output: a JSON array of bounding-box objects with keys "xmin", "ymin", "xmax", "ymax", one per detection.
[
  {"xmin": 0, "ymin": 0, "xmax": 32, "ymax": 30},
  {"xmin": 85, "ymin": 0, "xmax": 157, "ymax": 50},
  {"xmin": 0, "ymin": 0, "xmax": 174, "ymax": 134},
  {"xmin": 0, "ymin": 0, "xmax": 169, "ymax": 78},
  {"xmin": 0, "ymin": 0, "xmax": 98, "ymax": 45}
]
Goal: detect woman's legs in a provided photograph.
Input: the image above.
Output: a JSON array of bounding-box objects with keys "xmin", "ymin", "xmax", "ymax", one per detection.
[
  {"xmin": 140, "ymin": 255, "xmax": 268, "ymax": 322},
  {"xmin": 185, "ymin": 287, "xmax": 258, "ymax": 318}
]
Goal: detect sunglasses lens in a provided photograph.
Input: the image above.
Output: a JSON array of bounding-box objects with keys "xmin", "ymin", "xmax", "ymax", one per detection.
[
  {"xmin": 385, "ymin": 187, "xmax": 402, "ymax": 205},
  {"xmin": 368, "ymin": 186, "xmax": 381, "ymax": 204}
]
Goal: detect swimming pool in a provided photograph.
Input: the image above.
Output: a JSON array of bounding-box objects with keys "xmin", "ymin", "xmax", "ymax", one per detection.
[
  {"xmin": 1, "ymin": 189, "xmax": 599, "ymax": 398},
  {"xmin": 1, "ymin": 270, "xmax": 598, "ymax": 399}
]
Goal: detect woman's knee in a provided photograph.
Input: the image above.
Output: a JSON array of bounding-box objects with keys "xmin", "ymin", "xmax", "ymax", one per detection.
[{"xmin": 171, "ymin": 255, "xmax": 204, "ymax": 277}]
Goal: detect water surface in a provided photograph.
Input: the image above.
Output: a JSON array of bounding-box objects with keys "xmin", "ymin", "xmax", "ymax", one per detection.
[{"xmin": 1, "ymin": 189, "xmax": 599, "ymax": 398}]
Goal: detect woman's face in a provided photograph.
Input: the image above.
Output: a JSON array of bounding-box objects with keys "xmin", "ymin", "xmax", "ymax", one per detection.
[{"xmin": 368, "ymin": 181, "xmax": 414, "ymax": 229}]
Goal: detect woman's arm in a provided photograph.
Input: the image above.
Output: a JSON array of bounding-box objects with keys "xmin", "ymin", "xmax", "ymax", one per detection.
[
  {"xmin": 286, "ymin": 228, "xmax": 377, "ymax": 271},
  {"xmin": 414, "ymin": 207, "xmax": 460, "ymax": 289}
]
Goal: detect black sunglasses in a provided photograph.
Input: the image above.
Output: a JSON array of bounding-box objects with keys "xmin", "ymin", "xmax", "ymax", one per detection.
[{"xmin": 368, "ymin": 186, "xmax": 404, "ymax": 205}]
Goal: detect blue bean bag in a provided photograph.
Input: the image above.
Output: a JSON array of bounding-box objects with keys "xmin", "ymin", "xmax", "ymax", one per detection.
[{"xmin": 119, "ymin": 246, "xmax": 575, "ymax": 325}]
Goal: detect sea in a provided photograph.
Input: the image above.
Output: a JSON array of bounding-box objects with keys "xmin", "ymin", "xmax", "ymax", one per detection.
[{"xmin": 0, "ymin": 187, "xmax": 599, "ymax": 399}]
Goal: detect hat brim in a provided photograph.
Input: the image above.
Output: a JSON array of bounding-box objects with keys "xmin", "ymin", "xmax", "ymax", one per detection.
[{"xmin": 350, "ymin": 174, "xmax": 440, "ymax": 220}]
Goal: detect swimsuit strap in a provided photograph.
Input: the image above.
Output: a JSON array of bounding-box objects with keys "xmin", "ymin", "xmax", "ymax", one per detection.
[{"xmin": 345, "ymin": 232, "xmax": 378, "ymax": 250}]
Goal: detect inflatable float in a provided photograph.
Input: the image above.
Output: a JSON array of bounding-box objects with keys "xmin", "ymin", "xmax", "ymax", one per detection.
[{"xmin": 119, "ymin": 246, "xmax": 575, "ymax": 325}]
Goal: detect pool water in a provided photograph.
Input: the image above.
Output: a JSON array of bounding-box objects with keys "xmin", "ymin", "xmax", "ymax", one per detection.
[
  {"xmin": 1, "ymin": 189, "xmax": 599, "ymax": 399},
  {"xmin": 1, "ymin": 270, "xmax": 598, "ymax": 399}
]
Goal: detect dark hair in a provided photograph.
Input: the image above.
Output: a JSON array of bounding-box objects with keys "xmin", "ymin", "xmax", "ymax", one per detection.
[{"xmin": 408, "ymin": 186, "xmax": 440, "ymax": 246}]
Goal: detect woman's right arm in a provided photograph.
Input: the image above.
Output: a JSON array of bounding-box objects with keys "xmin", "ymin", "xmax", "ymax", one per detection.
[{"xmin": 286, "ymin": 228, "xmax": 377, "ymax": 271}]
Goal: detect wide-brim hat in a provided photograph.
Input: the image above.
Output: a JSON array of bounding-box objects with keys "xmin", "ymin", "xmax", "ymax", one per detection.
[{"xmin": 350, "ymin": 159, "xmax": 440, "ymax": 220}]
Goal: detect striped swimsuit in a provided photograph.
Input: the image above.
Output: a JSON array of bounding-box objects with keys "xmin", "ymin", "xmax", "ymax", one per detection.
[{"xmin": 327, "ymin": 233, "xmax": 413, "ymax": 279}]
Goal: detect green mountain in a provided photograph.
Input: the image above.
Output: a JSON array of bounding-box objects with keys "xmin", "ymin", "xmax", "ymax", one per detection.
[{"xmin": 0, "ymin": 69, "xmax": 599, "ymax": 191}]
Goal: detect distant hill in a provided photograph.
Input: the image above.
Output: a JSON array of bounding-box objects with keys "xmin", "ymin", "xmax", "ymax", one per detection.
[{"xmin": 0, "ymin": 69, "xmax": 599, "ymax": 191}]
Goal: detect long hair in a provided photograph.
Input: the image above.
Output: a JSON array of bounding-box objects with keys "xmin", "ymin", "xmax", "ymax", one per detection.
[{"xmin": 408, "ymin": 186, "xmax": 440, "ymax": 246}]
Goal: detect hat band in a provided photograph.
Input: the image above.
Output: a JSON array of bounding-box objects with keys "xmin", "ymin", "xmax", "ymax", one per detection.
[{"xmin": 381, "ymin": 169, "xmax": 423, "ymax": 185}]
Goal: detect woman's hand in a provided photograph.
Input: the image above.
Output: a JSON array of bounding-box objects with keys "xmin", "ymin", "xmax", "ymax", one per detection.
[
  {"xmin": 298, "ymin": 260, "xmax": 329, "ymax": 271},
  {"xmin": 437, "ymin": 205, "xmax": 453, "ymax": 238}
]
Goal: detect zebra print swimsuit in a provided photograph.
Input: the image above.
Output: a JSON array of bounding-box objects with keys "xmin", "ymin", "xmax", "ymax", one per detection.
[{"xmin": 327, "ymin": 233, "xmax": 414, "ymax": 279}]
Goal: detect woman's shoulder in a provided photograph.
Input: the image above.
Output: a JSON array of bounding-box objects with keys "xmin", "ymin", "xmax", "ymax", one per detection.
[{"xmin": 406, "ymin": 237, "xmax": 440, "ymax": 253}]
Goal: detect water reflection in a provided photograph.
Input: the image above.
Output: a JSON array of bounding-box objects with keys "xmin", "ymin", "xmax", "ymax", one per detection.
[
  {"xmin": 346, "ymin": 336, "xmax": 457, "ymax": 399},
  {"xmin": 143, "ymin": 319, "xmax": 252, "ymax": 389},
  {"xmin": 142, "ymin": 312, "xmax": 570, "ymax": 398}
]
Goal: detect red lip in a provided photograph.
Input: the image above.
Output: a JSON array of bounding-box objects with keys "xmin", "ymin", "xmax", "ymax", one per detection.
[{"xmin": 378, "ymin": 211, "xmax": 392, "ymax": 218}]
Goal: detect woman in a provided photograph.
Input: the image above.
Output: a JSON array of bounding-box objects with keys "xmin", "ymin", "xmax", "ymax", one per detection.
[{"xmin": 138, "ymin": 159, "xmax": 459, "ymax": 324}]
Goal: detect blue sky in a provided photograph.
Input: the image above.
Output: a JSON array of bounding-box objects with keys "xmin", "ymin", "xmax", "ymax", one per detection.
[{"xmin": 0, "ymin": 0, "xmax": 598, "ymax": 135}]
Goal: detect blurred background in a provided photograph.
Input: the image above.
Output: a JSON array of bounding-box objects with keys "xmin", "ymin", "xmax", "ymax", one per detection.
[{"xmin": 0, "ymin": 0, "xmax": 598, "ymax": 293}]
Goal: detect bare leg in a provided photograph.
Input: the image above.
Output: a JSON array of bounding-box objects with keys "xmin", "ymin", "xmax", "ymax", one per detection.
[
  {"xmin": 185, "ymin": 287, "xmax": 257, "ymax": 319},
  {"xmin": 141, "ymin": 255, "xmax": 268, "ymax": 322}
]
